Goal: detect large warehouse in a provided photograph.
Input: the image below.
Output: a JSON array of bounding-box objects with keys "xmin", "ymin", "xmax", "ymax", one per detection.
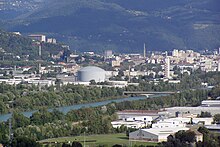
[
  {"xmin": 129, "ymin": 127, "xmax": 189, "ymax": 142},
  {"xmin": 160, "ymin": 106, "xmax": 220, "ymax": 117},
  {"xmin": 77, "ymin": 66, "xmax": 106, "ymax": 82}
]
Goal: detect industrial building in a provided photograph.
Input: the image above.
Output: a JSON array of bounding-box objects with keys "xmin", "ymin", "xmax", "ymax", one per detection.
[
  {"xmin": 129, "ymin": 117, "xmax": 204, "ymax": 142},
  {"xmin": 161, "ymin": 117, "xmax": 213, "ymax": 125},
  {"xmin": 111, "ymin": 116, "xmax": 153, "ymax": 129},
  {"xmin": 77, "ymin": 66, "xmax": 106, "ymax": 82},
  {"xmin": 201, "ymin": 100, "xmax": 220, "ymax": 107},
  {"xmin": 129, "ymin": 127, "xmax": 189, "ymax": 142},
  {"xmin": 117, "ymin": 110, "xmax": 163, "ymax": 120},
  {"xmin": 205, "ymin": 125, "xmax": 220, "ymax": 133},
  {"xmin": 28, "ymin": 34, "xmax": 46, "ymax": 42},
  {"xmin": 111, "ymin": 120, "xmax": 146, "ymax": 129},
  {"xmin": 161, "ymin": 107, "xmax": 220, "ymax": 117},
  {"xmin": 152, "ymin": 120, "xmax": 185, "ymax": 128}
]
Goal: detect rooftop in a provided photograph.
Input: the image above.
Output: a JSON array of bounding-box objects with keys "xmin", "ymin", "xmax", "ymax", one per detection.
[
  {"xmin": 79, "ymin": 66, "xmax": 105, "ymax": 72},
  {"xmin": 117, "ymin": 110, "xmax": 164, "ymax": 114},
  {"xmin": 141, "ymin": 127, "xmax": 189, "ymax": 135}
]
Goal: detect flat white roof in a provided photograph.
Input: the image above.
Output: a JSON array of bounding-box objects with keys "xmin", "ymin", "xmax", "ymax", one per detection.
[
  {"xmin": 111, "ymin": 120, "xmax": 144, "ymax": 125},
  {"xmin": 141, "ymin": 127, "xmax": 189, "ymax": 136},
  {"xmin": 202, "ymin": 100, "xmax": 220, "ymax": 105},
  {"xmin": 165, "ymin": 107, "xmax": 220, "ymax": 110},
  {"xmin": 205, "ymin": 125, "xmax": 220, "ymax": 130}
]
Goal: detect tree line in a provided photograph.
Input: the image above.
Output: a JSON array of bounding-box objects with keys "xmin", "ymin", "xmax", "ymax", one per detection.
[
  {"xmin": 0, "ymin": 83, "xmax": 123, "ymax": 114},
  {"xmin": 0, "ymin": 88, "xmax": 211, "ymax": 146}
]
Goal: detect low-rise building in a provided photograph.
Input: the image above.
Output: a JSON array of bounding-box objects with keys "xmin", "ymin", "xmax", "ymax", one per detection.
[
  {"xmin": 201, "ymin": 100, "xmax": 220, "ymax": 107},
  {"xmin": 205, "ymin": 125, "xmax": 220, "ymax": 133},
  {"xmin": 117, "ymin": 110, "xmax": 163, "ymax": 120},
  {"xmin": 152, "ymin": 120, "xmax": 186, "ymax": 128},
  {"xmin": 111, "ymin": 120, "xmax": 146, "ymax": 129},
  {"xmin": 129, "ymin": 127, "xmax": 189, "ymax": 142},
  {"xmin": 111, "ymin": 116, "xmax": 153, "ymax": 129},
  {"xmin": 108, "ymin": 80, "xmax": 128, "ymax": 88},
  {"xmin": 163, "ymin": 117, "xmax": 213, "ymax": 125},
  {"xmin": 27, "ymin": 79, "xmax": 55, "ymax": 87},
  {"xmin": 194, "ymin": 130, "xmax": 203, "ymax": 142},
  {"xmin": 28, "ymin": 34, "xmax": 46, "ymax": 42},
  {"xmin": 111, "ymin": 60, "xmax": 121, "ymax": 67},
  {"xmin": 161, "ymin": 107, "xmax": 220, "ymax": 117}
]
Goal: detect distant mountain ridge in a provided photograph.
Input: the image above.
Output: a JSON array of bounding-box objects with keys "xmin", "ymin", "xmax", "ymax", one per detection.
[{"xmin": 1, "ymin": 0, "xmax": 220, "ymax": 53}]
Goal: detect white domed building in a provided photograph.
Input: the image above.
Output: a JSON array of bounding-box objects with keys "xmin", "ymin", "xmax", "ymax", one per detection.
[{"xmin": 77, "ymin": 66, "xmax": 106, "ymax": 82}]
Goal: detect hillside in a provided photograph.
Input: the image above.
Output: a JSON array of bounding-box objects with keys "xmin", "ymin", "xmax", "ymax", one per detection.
[
  {"xmin": 1, "ymin": 0, "xmax": 220, "ymax": 53},
  {"xmin": 0, "ymin": 30, "xmax": 65, "ymax": 61}
]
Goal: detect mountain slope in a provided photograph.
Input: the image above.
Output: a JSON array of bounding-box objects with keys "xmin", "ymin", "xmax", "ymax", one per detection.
[
  {"xmin": 0, "ymin": 30, "xmax": 65, "ymax": 60},
  {"xmin": 2, "ymin": 0, "xmax": 220, "ymax": 53}
]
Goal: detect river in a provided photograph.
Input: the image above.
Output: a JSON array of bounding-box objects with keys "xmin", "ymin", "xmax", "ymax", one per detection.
[{"xmin": 0, "ymin": 94, "xmax": 166, "ymax": 122}]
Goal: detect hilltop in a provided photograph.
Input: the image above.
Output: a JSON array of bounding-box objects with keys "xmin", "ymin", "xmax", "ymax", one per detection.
[
  {"xmin": 1, "ymin": 0, "xmax": 220, "ymax": 53},
  {"xmin": 0, "ymin": 29, "xmax": 65, "ymax": 61}
]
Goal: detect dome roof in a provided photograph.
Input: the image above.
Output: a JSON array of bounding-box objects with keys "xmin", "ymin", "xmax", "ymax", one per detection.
[{"xmin": 79, "ymin": 66, "xmax": 105, "ymax": 72}]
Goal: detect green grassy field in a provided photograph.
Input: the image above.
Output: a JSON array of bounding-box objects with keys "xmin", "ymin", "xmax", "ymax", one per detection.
[{"xmin": 39, "ymin": 133, "xmax": 158, "ymax": 147}]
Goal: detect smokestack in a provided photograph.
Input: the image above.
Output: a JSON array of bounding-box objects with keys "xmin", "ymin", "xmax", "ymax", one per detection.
[
  {"xmin": 39, "ymin": 44, "xmax": 42, "ymax": 57},
  {"xmin": 144, "ymin": 43, "xmax": 146, "ymax": 58}
]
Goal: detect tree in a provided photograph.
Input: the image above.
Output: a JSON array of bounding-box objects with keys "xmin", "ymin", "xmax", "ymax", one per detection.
[
  {"xmin": 213, "ymin": 114, "xmax": 220, "ymax": 124},
  {"xmin": 198, "ymin": 126, "xmax": 209, "ymax": 135},
  {"xmin": 12, "ymin": 112, "xmax": 30, "ymax": 128},
  {"xmin": 89, "ymin": 80, "xmax": 96, "ymax": 85},
  {"xmin": 199, "ymin": 111, "xmax": 212, "ymax": 118},
  {"xmin": 72, "ymin": 141, "xmax": 82, "ymax": 147},
  {"xmin": 175, "ymin": 130, "xmax": 195, "ymax": 143},
  {"xmin": 11, "ymin": 137, "xmax": 40, "ymax": 147},
  {"xmin": 112, "ymin": 145, "xmax": 122, "ymax": 147},
  {"xmin": 160, "ymin": 131, "xmax": 196, "ymax": 147},
  {"xmin": 62, "ymin": 143, "xmax": 71, "ymax": 147}
]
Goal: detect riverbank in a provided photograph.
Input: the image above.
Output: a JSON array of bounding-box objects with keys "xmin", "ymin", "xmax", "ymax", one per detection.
[
  {"xmin": 0, "ymin": 94, "xmax": 165, "ymax": 122},
  {"xmin": 3, "ymin": 95, "xmax": 129, "ymax": 115}
]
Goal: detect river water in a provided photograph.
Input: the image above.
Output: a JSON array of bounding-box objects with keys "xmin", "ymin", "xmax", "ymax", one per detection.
[{"xmin": 0, "ymin": 94, "xmax": 166, "ymax": 122}]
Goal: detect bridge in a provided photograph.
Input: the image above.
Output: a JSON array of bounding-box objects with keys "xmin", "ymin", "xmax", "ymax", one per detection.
[{"xmin": 123, "ymin": 91, "xmax": 177, "ymax": 95}]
